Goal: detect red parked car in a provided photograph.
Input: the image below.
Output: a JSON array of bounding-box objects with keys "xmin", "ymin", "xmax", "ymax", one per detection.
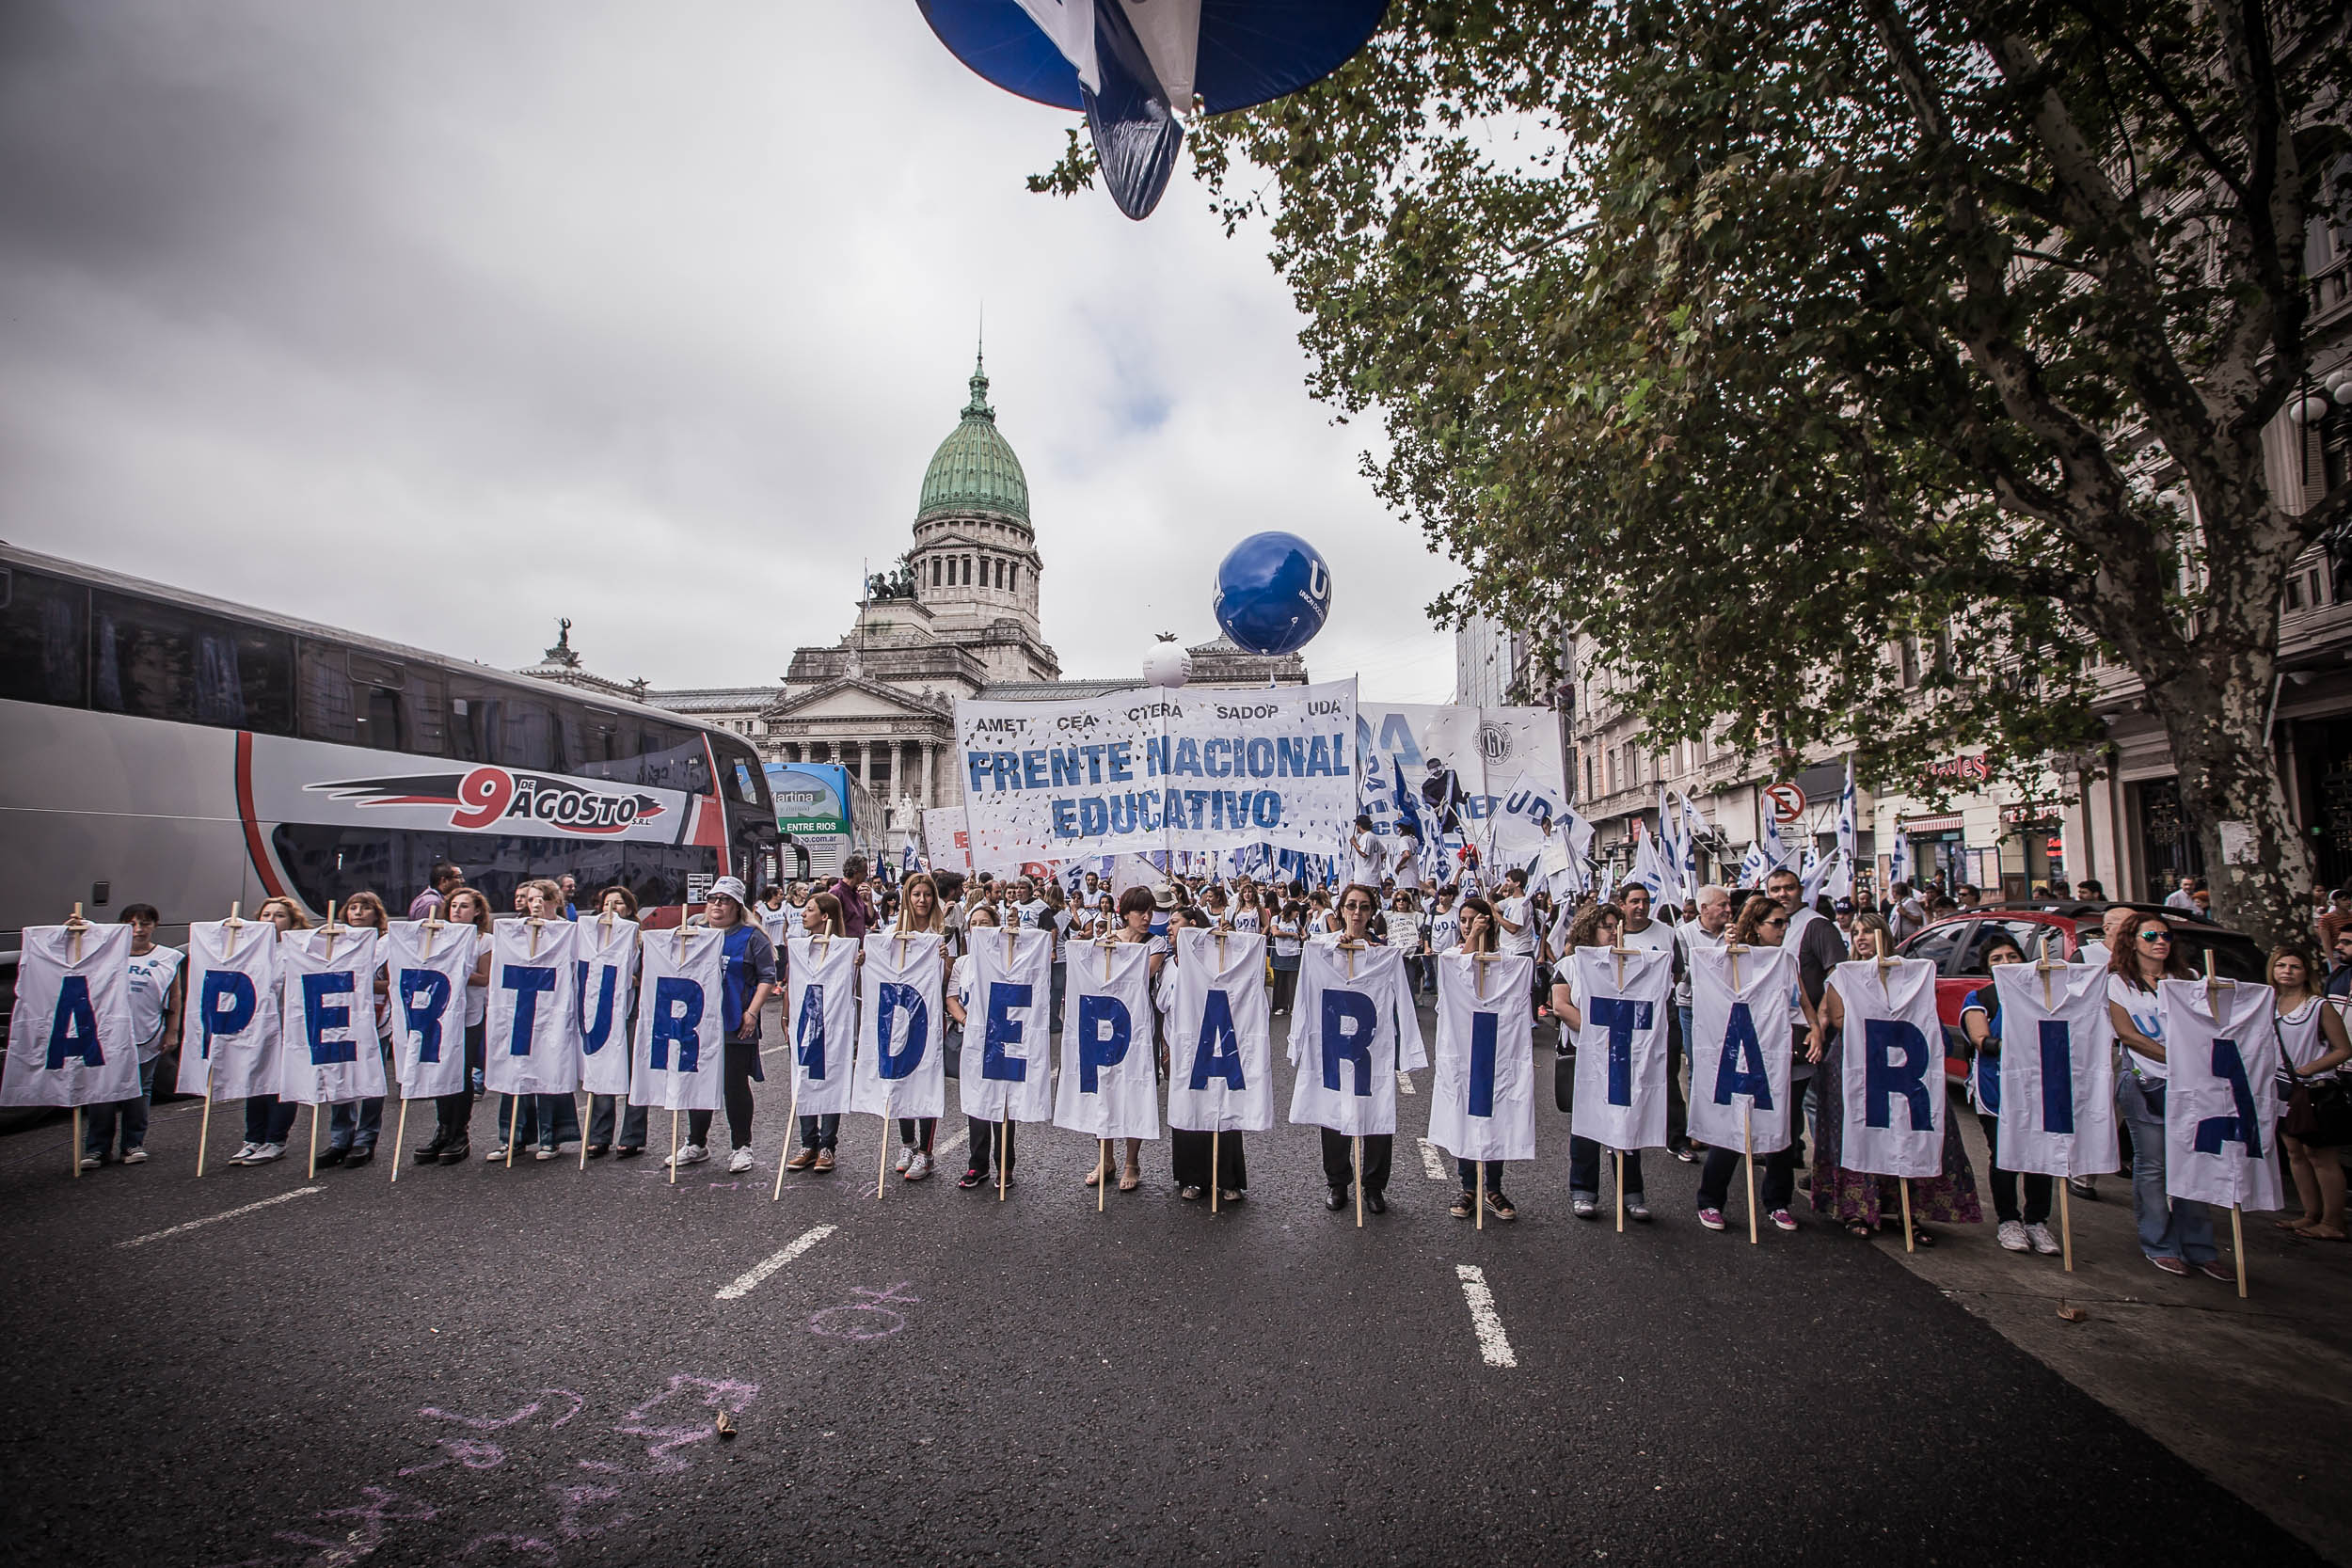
[{"xmin": 1891, "ymin": 903, "xmax": 2265, "ymax": 1079}]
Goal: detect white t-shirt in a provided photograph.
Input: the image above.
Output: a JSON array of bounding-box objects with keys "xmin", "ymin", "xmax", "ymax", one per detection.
[
  {"xmin": 125, "ymin": 944, "xmax": 185, "ymax": 1059},
  {"xmin": 1391, "ymin": 841, "xmax": 1423, "ymax": 891},
  {"xmin": 1427, "ymin": 908, "xmax": 1462, "ymax": 955},
  {"xmin": 1496, "ymin": 895, "xmax": 1535, "ymax": 956},
  {"xmin": 1271, "ymin": 917, "xmax": 1304, "ymax": 958},
  {"xmin": 1348, "ymin": 832, "xmax": 1387, "ymax": 888},
  {"xmin": 2164, "ymin": 889, "xmax": 2197, "ymax": 911},
  {"xmin": 2108, "ymin": 973, "xmax": 2167, "ymax": 1081},
  {"xmin": 1673, "ymin": 922, "xmax": 1726, "ymax": 1006},
  {"xmin": 1232, "ymin": 908, "xmax": 1263, "ymax": 933}
]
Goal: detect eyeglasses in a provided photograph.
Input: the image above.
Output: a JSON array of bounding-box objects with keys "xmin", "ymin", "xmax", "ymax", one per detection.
[
  {"xmin": 1761, "ymin": 915, "xmax": 1788, "ymax": 928},
  {"xmin": 2136, "ymin": 930, "xmax": 2171, "ymax": 942}
]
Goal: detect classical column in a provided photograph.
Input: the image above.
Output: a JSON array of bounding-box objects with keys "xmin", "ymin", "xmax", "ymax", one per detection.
[
  {"xmin": 857, "ymin": 738, "xmax": 872, "ymax": 794},
  {"xmin": 921, "ymin": 742, "xmax": 939, "ymax": 807}
]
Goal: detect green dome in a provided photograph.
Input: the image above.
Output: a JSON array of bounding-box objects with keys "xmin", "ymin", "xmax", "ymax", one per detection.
[{"xmin": 916, "ymin": 352, "xmax": 1030, "ymax": 526}]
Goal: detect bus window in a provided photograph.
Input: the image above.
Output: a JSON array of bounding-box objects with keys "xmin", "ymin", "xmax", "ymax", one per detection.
[
  {"xmin": 498, "ymin": 699, "xmax": 565, "ymax": 772},
  {"xmin": 732, "ymin": 758, "xmax": 759, "ymax": 805},
  {"xmin": 297, "ymin": 641, "xmax": 358, "ymax": 743},
  {"xmin": 0, "ymin": 566, "xmax": 87, "ymax": 708},
  {"xmin": 93, "ymin": 592, "xmax": 295, "ymax": 732}
]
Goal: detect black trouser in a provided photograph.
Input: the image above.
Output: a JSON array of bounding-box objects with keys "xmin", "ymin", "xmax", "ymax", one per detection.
[
  {"xmin": 965, "ymin": 1116, "xmax": 1015, "ymax": 1176},
  {"xmin": 686, "ymin": 1037, "xmax": 758, "ymax": 1151},
  {"xmin": 433, "ymin": 1089, "xmax": 471, "ymax": 1142},
  {"xmin": 1663, "ymin": 1007, "xmax": 1690, "ymax": 1150},
  {"xmin": 1979, "ymin": 1112, "xmax": 2053, "ymax": 1224},
  {"xmin": 1457, "ymin": 1156, "xmax": 1506, "ymax": 1195},
  {"xmin": 797, "ymin": 1113, "xmax": 840, "ymax": 1151},
  {"xmin": 898, "ymin": 1117, "xmax": 935, "ymax": 1151},
  {"xmin": 1569, "ymin": 1136, "xmax": 1644, "ymax": 1197},
  {"xmin": 1321, "ymin": 1129, "xmax": 1391, "ymax": 1196},
  {"xmin": 1270, "ymin": 965, "xmax": 1298, "ymax": 1013},
  {"xmin": 1172, "ymin": 1128, "xmax": 1246, "ymax": 1190},
  {"xmin": 588, "ymin": 1095, "xmax": 648, "ymax": 1148}
]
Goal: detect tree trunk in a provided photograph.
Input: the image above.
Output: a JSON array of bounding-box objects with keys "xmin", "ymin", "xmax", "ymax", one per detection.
[{"xmin": 2142, "ymin": 637, "xmax": 2313, "ymax": 958}]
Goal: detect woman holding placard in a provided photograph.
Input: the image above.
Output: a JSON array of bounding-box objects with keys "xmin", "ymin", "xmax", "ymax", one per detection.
[
  {"xmin": 1809, "ymin": 914, "xmax": 1980, "ymax": 1243},
  {"xmin": 890, "ymin": 873, "xmax": 946, "ymax": 1180},
  {"xmin": 320, "ymin": 890, "xmax": 395, "ymax": 1168},
  {"xmin": 2271, "ymin": 948, "xmax": 2350, "ymax": 1241},
  {"xmin": 669, "ymin": 877, "xmax": 778, "ymax": 1174},
  {"xmin": 2105, "ymin": 918, "xmax": 2223, "ymax": 1276},
  {"xmin": 1087, "ymin": 885, "xmax": 1167, "ymax": 1194},
  {"xmin": 413, "ymin": 887, "xmax": 494, "ymax": 1165},
  {"xmin": 1445, "ymin": 896, "xmax": 1518, "ymax": 1220},
  {"xmin": 494, "ymin": 879, "xmax": 584, "ymax": 1161},
  {"xmin": 950, "ymin": 901, "xmax": 1018, "ymax": 1190},
  {"xmin": 784, "ymin": 892, "xmax": 852, "ymax": 1173},
  {"xmin": 1549, "ymin": 900, "xmax": 1641, "ymax": 1221},
  {"xmin": 584, "ymin": 886, "xmax": 648, "ymax": 1160},
  {"xmin": 1959, "ymin": 932, "xmax": 2060, "ymax": 1256},
  {"xmin": 230, "ymin": 896, "xmax": 309, "ymax": 1165}
]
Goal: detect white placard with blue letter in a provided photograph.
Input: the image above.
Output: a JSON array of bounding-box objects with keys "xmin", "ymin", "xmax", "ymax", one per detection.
[
  {"xmin": 955, "ymin": 678, "xmax": 1360, "ymax": 864},
  {"xmin": 485, "ymin": 917, "xmax": 580, "ymax": 1097},
  {"xmin": 574, "ymin": 916, "xmax": 640, "ymax": 1098},
  {"xmin": 2159, "ymin": 978, "xmax": 2283, "ymax": 1211},
  {"xmin": 3, "ymin": 923, "xmax": 139, "ymax": 1109},
  {"xmin": 1567, "ymin": 946, "xmax": 1675, "ymax": 1153},
  {"xmin": 1055, "ymin": 938, "xmax": 1161, "ymax": 1140},
  {"xmin": 386, "ymin": 920, "xmax": 480, "ymax": 1101},
  {"xmin": 1833, "ymin": 957, "xmax": 1946, "ymax": 1179},
  {"xmin": 631, "ymin": 927, "xmax": 726, "ymax": 1112},
  {"xmin": 1287, "ymin": 940, "xmax": 1426, "ymax": 1137},
  {"xmin": 1426, "ymin": 952, "xmax": 1536, "ymax": 1164},
  {"xmin": 961, "ymin": 926, "xmax": 1057, "ymax": 1123},
  {"xmin": 173, "ymin": 919, "xmax": 280, "ymax": 1100},
  {"xmin": 1991, "ymin": 963, "xmax": 2120, "ymax": 1179},
  {"xmin": 787, "ymin": 933, "xmax": 859, "ymax": 1117},
  {"xmin": 1686, "ymin": 945, "xmax": 1796, "ymax": 1154},
  {"xmin": 275, "ymin": 926, "xmax": 387, "ymax": 1105},
  {"xmin": 852, "ymin": 932, "xmax": 946, "ymax": 1121},
  {"xmin": 1166, "ymin": 928, "xmax": 1274, "ymax": 1133}
]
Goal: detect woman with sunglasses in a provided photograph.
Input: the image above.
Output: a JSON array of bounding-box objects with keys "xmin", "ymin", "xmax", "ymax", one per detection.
[
  {"xmin": 1809, "ymin": 912, "xmax": 1981, "ymax": 1243},
  {"xmin": 2107, "ymin": 918, "xmax": 2226, "ymax": 1278},
  {"xmin": 1692, "ymin": 895, "xmax": 1812, "ymax": 1233}
]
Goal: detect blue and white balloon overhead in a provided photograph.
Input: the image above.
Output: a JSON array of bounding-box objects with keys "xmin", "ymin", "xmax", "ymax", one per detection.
[
  {"xmin": 1213, "ymin": 531, "xmax": 1331, "ymax": 657},
  {"xmin": 916, "ymin": 0, "xmax": 1391, "ymax": 219}
]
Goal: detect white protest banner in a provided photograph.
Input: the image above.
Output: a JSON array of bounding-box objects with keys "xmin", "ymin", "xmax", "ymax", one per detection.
[
  {"xmin": 2160, "ymin": 978, "xmax": 2284, "ymax": 1212},
  {"xmin": 1991, "ymin": 963, "xmax": 2121, "ymax": 1179},
  {"xmin": 787, "ymin": 933, "xmax": 859, "ymax": 1117},
  {"xmin": 1356, "ymin": 701, "xmax": 1569, "ymax": 857},
  {"xmin": 174, "ymin": 920, "xmax": 280, "ymax": 1100},
  {"xmin": 1287, "ymin": 940, "xmax": 1426, "ymax": 1137},
  {"xmin": 1426, "ymin": 951, "xmax": 1536, "ymax": 1164},
  {"xmin": 485, "ymin": 918, "xmax": 580, "ymax": 1098},
  {"xmin": 1686, "ymin": 945, "xmax": 1796, "ymax": 1155},
  {"xmin": 276, "ymin": 926, "xmax": 387, "ymax": 1106},
  {"xmin": 923, "ymin": 806, "xmax": 974, "ymax": 874},
  {"xmin": 955, "ymin": 678, "xmax": 1359, "ymax": 863},
  {"xmin": 851, "ymin": 932, "xmax": 946, "ymax": 1121},
  {"xmin": 1834, "ymin": 958, "xmax": 1946, "ymax": 1179},
  {"xmin": 631, "ymin": 927, "xmax": 726, "ymax": 1112},
  {"xmin": 1054, "ymin": 939, "xmax": 1160, "ymax": 1140},
  {"xmin": 1166, "ymin": 928, "xmax": 1274, "ymax": 1133},
  {"xmin": 961, "ymin": 926, "xmax": 1057, "ymax": 1123},
  {"xmin": 386, "ymin": 921, "xmax": 480, "ymax": 1101},
  {"xmin": 1567, "ymin": 946, "xmax": 1675, "ymax": 1153},
  {"xmin": 575, "ymin": 917, "xmax": 640, "ymax": 1099},
  {"xmin": 3, "ymin": 923, "xmax": 139, "ymax": 1109}
]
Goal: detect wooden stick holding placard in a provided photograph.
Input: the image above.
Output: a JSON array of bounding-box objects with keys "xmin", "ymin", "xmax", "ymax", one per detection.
[
  {"xmin": 1476, "ymin": 1161, "xmax": 1485, "ymax": 1230},
  {"xmin": 1900, "ymin": 1177, "xmax": 1915, "ymax": 1252},
  {"xmin": 69, "ymin": 901, "xmax": 91, "ymax": 1173},
  {"xmin": 1743, "ymin": 1104, "xmax": 1758, "ymax": 1245},
  {"xmin": 2201, "ymin": 948, "xmax": 2249, "ymax": 1297}
]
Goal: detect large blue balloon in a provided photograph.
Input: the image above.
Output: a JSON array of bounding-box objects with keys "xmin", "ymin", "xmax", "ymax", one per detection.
[{"xmin": 1214, "ymin": 532, "xmax": 1332, "ymax": 657}]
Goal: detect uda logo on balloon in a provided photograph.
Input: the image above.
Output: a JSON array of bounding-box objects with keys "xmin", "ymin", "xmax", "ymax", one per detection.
[{"xmin": 1214, "ymin": 531, "xmax": 1333, "ymax": 657}]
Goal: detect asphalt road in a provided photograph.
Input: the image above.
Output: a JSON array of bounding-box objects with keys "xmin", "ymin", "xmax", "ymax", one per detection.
[{"xmin": 0, "ymin": 1003, "xmax": 2325, "ymax": 1568}]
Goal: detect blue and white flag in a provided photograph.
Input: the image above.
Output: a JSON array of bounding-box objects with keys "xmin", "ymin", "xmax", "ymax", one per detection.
[
  {"xmin": 485, "ymin": 917, "xmax": 580, "ymax": 1099},
  {"xmin": 1686, "ymin": 944, "xmax": 1796, "ymax": 1153},
  {"xmin": 175, "ymin": 919, "xmax": 280, "ymax": 1100},
  {"xmin": 2, "ymin": 922, "xmax": 140, "ymax": 1109},
  {"xmin": 388, "ymin": 919, "xmax": 481, "ymax": 1101},
  {"xmin": 2159, "ymin": 978, "xmax": 2283, "ymax": 1211},
  {"xmin": 1628, "ymin": 820, "xmax": 1673, "ymax": 905},
  {"xmin": 787, "ymin": 933, "xmax": 859, "ymax": 1116},
  {"xmin": 1055, "ymin": 938, "xmax": 1160, "ymax": 1140},
  {"xmin": 1832, "ymin": 958, "xmax": 1946, "ymax": 1178},
  {"xmin": 1889, "ymin": 829, "xmax": 1913, "ymax": 889},
  {"xmin": 631, "ymin": 925, "xmax": 726, "ymax": 1113},
  {"xmin": 1836, "ymin": 762, "xmax": 1857, "ymax": 864},
  {"xmin": 1566, "ymin": 945, "xmax": 1675, "ymax": 1152},
  {"xmin": 1165, "ymin": 929, "xmax": 1274, "ymax": 1133},
  {"xmin": 277, "ymin": 925, "xmax": 388, "ymax": 1106},
  {"xmin": 852, "ymin": 932, "xmax": 946, "ymax": 1121},
  {"xmin": 1738, "ymin": 840, "xmax": 1771, "ymax": 889},
  {"xmin": 1426, "ymin": 952, "xmax": 1536, "ymax": 1164},
  {"xmin": 960, "ymin": 926, "xmax": 1057, "ymax": 1123},
  {"xmin": 1991, "ymin": 962, "xmax": 2119, "ymax": 1179}
]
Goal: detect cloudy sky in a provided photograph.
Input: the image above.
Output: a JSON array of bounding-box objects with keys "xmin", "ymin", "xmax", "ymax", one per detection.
[{"xmin": 0, "ymin": 1, "xmax": 1461, "ymax": 702}]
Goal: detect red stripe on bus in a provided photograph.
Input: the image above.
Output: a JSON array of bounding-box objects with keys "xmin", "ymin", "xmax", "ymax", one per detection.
[{"xmin": 235, "ymin": 730, "xmax": 289, "ymax": 902}]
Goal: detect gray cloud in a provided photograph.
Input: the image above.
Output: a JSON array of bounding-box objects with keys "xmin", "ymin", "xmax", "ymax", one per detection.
[{"xmin": 0, "ymin": 1, "xmax": 1460, "ymax": 700}]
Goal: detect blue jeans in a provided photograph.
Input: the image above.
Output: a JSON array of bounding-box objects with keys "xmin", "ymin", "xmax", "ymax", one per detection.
[
  {"xmin": 798, "ymin": 1113, "xmax": 841, "ymax": 1151},
  {"xmin": 328, "ymin": 1038, "xmax": 391, "ymax": 1151},
  {"xmin": 2119, "ymin": 1073, "xmax": 2216, "ymax": 1262},
  {"xmin": 86, "ymin": 1057, "xmax": 156, "ymax": 1157},
  {"xmin": 497, "ymin": 1093, "xmax": 581, "ymax": 1151},
  {"xmin": 588, "ymin": 1096, "xmax": 648, "ymax": 1148}
]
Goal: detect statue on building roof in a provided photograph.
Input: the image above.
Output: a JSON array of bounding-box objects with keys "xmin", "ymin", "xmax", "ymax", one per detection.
[{"xmin": 544, "ymin": 617, "xmax": 580, "ymax": 668}]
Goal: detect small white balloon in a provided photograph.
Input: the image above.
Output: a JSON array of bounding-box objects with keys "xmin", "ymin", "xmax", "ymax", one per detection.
[{"xmin": 1143, "ymin": 645, "xmax": 1193, "ymax": 689}]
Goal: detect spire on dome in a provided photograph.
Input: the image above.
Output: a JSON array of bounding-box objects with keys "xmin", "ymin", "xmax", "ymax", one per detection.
[{"xmin": 963, "ymin": 331, "xmax": 993, "ymax": 421}]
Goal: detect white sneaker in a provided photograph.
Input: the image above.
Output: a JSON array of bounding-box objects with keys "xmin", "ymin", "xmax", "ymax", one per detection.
[
  {"xmin": 1996, "ymin": 1220, "xmax": 2029, "ymax": 1252},
  {"xmin": 2025, "ymin": 1222, "xmax": 2062, "ymax": 1256},
  {"xmin": 230, "ymin": 1141, "xmax": 260, "ymax": 1164},
  {"xmin": 120, "ymin": 1148, "xmax": 148, "ymax": 1164},
  {"xmin": 534, "ymin": 1148, "xmax": 556, "ymax": 1162},
  {"xmin": 727, "ymin": 1147, "xmax": 755, "ymax": 1174},
  {"xmin": 667, "ymin": 1143, "xmax": 709, "ymax": 1167},
  {"xmin": 894, "ymin": 1145, "xmax": 914, "ymax": 1173},
  {"xmin": 79, "ymin": 1153, "xmax": 102, "ymax": 1170},
  {"xmin": 249, "ymin": 1142, "xmax": 286, "ymax": 1164},
  {"xmin": 485, "ymin": 1146, "xmax": 510, "ymax": 1161},
  {"xmin": 904, "ymin": 1151, "xmax": 933, "ymax": 1181}
]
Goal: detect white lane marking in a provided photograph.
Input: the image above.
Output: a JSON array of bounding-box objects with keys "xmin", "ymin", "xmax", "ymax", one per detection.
[
  {"xmin": 1397, "ymin": 1071, "xmax": 1417, "ymax": 1096},
  {"xmin": 1454, "ymin": 1263, "xmax": 1518, "ymax": 1369},
  {"xmin": 715, "ymin": 1223, "xmax": 837, "ymax": 1301},
  {"xmin": 117, "ymin": 1185, "xmax": 325, "ymax": 1249},
  {"xmin": 1417, "ymin": 1138, "xmax": 1450, "ymax": 1180}
]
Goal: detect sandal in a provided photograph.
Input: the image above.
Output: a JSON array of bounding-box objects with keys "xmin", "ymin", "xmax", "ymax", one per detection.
[
  {"xmin": 1487, "ymin": 1193, "xmax": 1516, "ymax": 1221},
  {"xmin": 1084, "ymin": 1165, "xmax": 1105, "ymax": 1187},
  {"xmin": 1846, "ymin": 1221, "xmax": 1873, "ymax": 1239},
  {"xmin": 1911, "ymin": 1226, "xmax": 1936, "ymax": 1248},
  {"xmin": 1119, "ymin": 1172, "xmax": 1141, "ymax": 1194},
  {"xmin": 1450, "ymin": 1193, "xmax": 1475, "ymax": 1219}
]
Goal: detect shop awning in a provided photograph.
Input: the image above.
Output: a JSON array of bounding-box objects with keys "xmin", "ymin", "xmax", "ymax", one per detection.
[{"xmin": 1897, "ymin": 813, "xmax": 1964, "ymax": 833}]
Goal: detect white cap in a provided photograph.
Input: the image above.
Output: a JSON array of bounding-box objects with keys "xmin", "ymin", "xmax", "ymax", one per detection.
[{"xmin": 706, "ymin": 876, "xmax": 750, "ymax": 910}]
